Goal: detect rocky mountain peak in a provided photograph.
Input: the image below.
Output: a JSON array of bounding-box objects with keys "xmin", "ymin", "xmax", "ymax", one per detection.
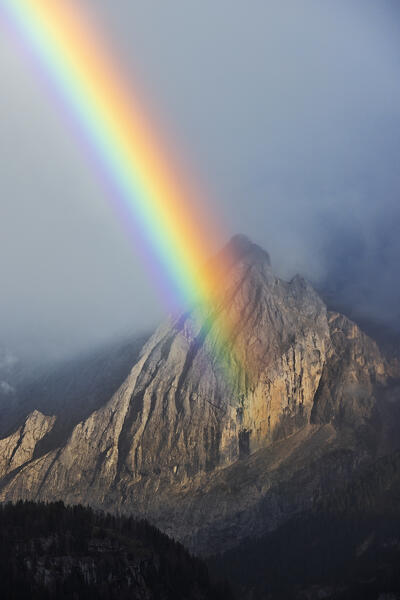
[
  {"xmin": 0, "ymin": 236, "xmax": 398, "ymax": 556},
  {"xmin": 221, "ymin": 234, "xmax": 271, "ymax": 267},
  {"xmin": 203, "ymin": 234, "xmax": 272, "ymax": 300}
]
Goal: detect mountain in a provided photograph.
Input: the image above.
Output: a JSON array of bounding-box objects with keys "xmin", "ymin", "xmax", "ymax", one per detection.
[
  {"xmin": 0, "ymin": 333, "xmax": 148, "ymax": 451},
  {"xmin": 0, "ymin": 500, "xmax": 232, "ymax": 600},
  {"xmin": 0, "ymin": 235, "xmax": 399, "ymax": 557},
  {"xmin": 209, "ymin": 450, "xmax": 400, "ymax": 599}
]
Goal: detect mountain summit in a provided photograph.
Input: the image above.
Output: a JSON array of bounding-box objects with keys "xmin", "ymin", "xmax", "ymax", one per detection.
[
  {"xmin": 0, "ymin": 237, "xmax": 399, "ymax": 554},
  {"xmin": 215, "ymin": 233, "xmax": 271, "ymax": 268}
]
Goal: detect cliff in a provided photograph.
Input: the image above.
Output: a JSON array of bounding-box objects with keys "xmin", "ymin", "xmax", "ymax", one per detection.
[{"xmin": 0, "ymin": 236, "xmax": 398, "ymax": 554}]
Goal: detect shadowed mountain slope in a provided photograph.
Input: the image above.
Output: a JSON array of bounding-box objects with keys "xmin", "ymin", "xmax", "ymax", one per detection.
[{"xmin": 209, "ymin": 450, "xmax": 400, "ymax": 599}]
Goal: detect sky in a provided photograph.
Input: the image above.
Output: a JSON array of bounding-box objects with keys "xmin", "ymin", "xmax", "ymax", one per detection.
[{"xmin": 0, "ymin": 0, "xmax": 400, "ymax": 362}]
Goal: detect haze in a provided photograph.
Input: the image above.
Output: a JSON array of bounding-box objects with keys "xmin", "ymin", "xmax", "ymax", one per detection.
[{"xmin": 1, "ymin": 0, "xmax": 399, "ymax": 363}]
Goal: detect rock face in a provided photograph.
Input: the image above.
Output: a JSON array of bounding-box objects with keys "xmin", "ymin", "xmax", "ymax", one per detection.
[
  {"xmin": 0, "ymin": 236, "xmax": 398, "ymax": 554},
  {"xmin": 0, "ymin": 410, "xmax": 55, "ymax": 477}
]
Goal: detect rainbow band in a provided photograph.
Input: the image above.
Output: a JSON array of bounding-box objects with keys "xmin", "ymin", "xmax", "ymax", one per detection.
[
  {"xmin": 2, "ymin": 0, "xmax": 244, "ymax": 383},
  {"xmin": 2, "ymin": 0, "xmax": 223, "ymax": 307}
]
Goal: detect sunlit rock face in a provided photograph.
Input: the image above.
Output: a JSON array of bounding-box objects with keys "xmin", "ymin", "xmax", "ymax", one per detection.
[
  {"xmin": 0, "ymin": 410, "xmax": 55, "ymax": 478},
  {"xmin": 0, "ymin": 236, "xmax": 398, "ymax": 554}
]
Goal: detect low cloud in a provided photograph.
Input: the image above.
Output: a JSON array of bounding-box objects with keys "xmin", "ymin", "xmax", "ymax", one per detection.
[
  {"xmin": 0, "ymin": 0, "xmax": 399, "ymax": 360},
  {"xmin": 0, "ymin": 381, "xmax": 15, "ymax": 396}
]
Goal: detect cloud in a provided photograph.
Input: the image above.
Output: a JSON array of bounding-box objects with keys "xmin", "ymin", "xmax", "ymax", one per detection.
[
  {"xmin": 0, "ymin": 350, "xmax": 19, "ymax": 372},
  {"xmin": 0, "ymin": 0, "xmax": 399, "ymax": 360},
  {"xmin": 0, "ymin": 381, "xmax": 15, "ymax": 396}
]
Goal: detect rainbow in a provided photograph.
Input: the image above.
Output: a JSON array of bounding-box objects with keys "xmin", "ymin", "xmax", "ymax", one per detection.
[{"xmin": 1, "ymin": 0, "xmax": 243, "ymax": 382}]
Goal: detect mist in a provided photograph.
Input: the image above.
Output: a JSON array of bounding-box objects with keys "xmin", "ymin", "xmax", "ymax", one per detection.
[{"xmin": 1, "ymin": 0, "xmax": 400, "ymax": 363}]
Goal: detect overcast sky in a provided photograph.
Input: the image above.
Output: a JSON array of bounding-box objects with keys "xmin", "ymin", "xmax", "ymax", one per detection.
[{"xmin": 0, "ymin": 0, "xmax": 399, "ymax": 361}]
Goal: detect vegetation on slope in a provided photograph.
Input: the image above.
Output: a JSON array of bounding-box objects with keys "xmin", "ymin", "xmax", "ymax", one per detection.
[{"xmin": 0, "ymin": 500, "xmax": 233, "ymax": 600}]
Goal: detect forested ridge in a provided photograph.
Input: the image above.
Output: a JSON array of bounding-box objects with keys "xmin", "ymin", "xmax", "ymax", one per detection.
[{"xmin": 0, "ymin": 501, "xmax": 233, "ymax": 599}]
